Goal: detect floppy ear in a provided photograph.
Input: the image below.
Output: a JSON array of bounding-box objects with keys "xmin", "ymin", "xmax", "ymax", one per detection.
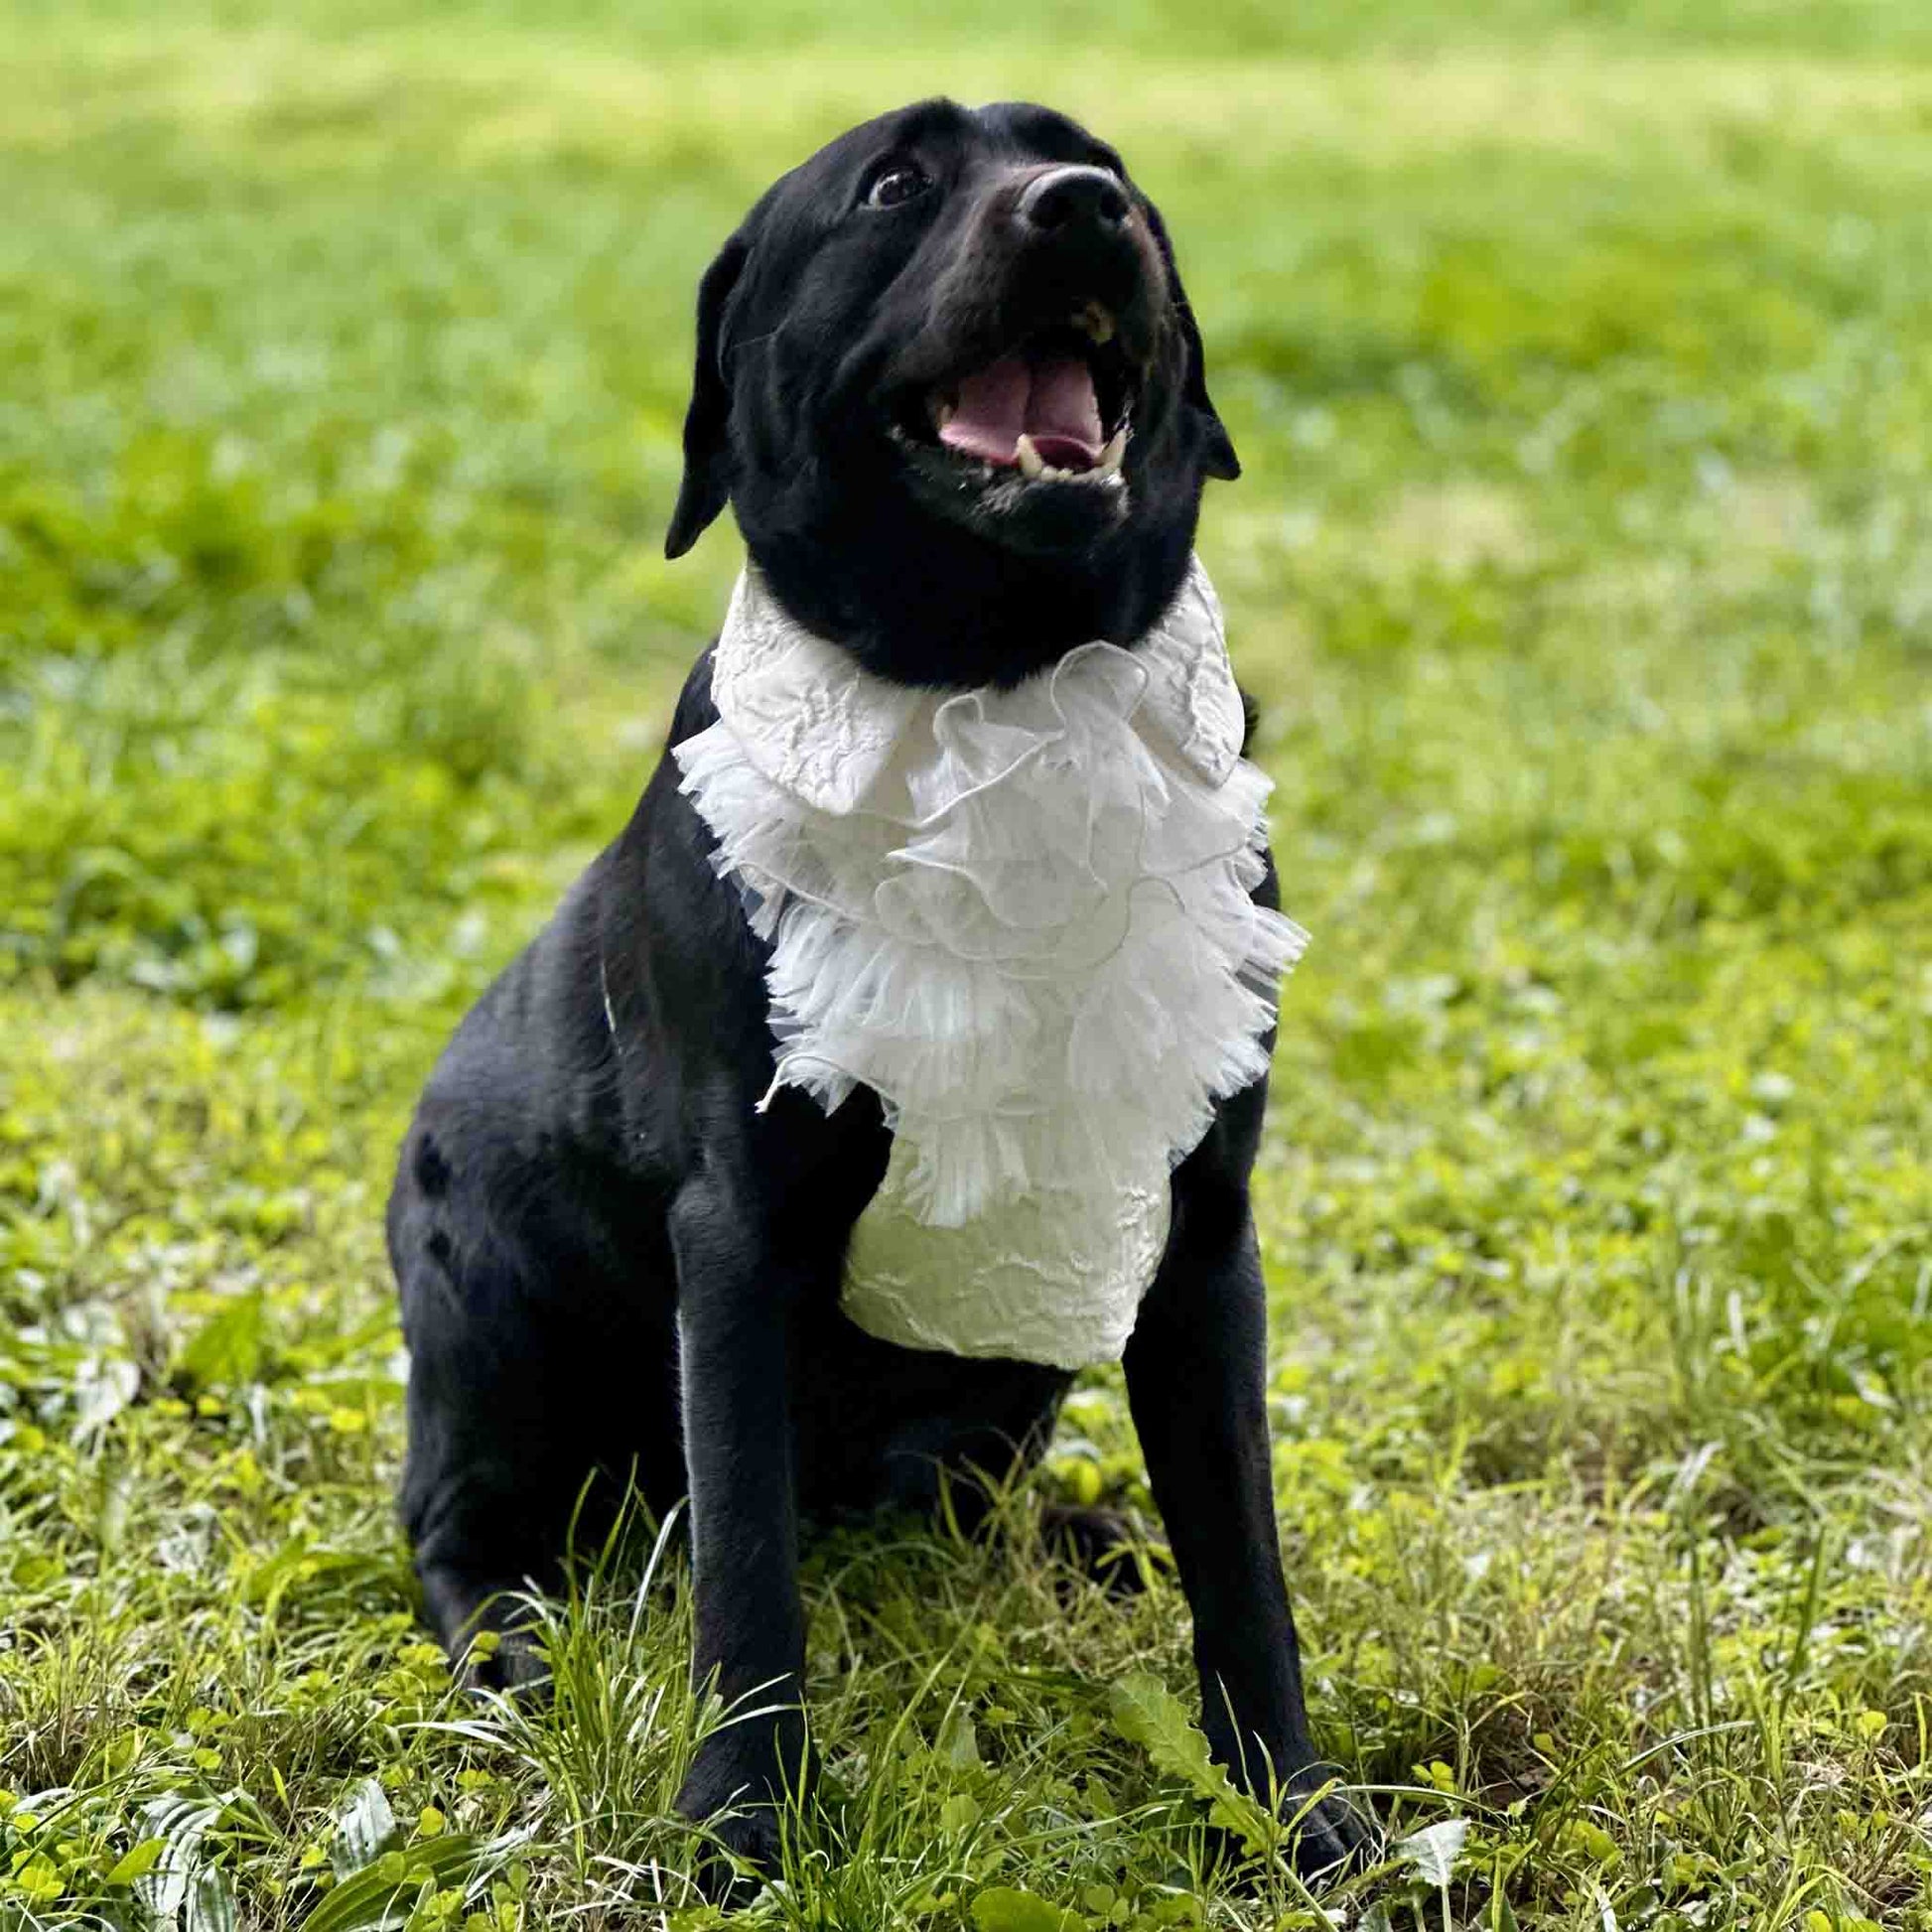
[
  {"xmin": 664, "ymin": 230, "xmax": 753, "ymax": 560},
  {"xmin": 1142, "ymin": 202, "xmax": 1240, "ymax": 483}
]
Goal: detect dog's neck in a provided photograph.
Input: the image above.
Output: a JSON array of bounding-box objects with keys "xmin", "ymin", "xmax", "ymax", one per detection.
[
  {"xmin": 742, "ymin": 513, "xmax": 1201, "ymax": 690},
  {"xmin": 674, "ymin": 559, "xmax": 1306, "ymax": 1367}
]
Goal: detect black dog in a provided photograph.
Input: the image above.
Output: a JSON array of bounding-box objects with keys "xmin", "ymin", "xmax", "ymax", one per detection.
[{"xmin": 388, "ymin": 97, "xmax": 1366, "ymax": 1882}]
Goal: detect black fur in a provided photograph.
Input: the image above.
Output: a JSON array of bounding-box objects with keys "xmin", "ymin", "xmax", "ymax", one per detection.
[{"xmin": 389, "ymin": 97, "xmax": 1367, "ymax": 1886}]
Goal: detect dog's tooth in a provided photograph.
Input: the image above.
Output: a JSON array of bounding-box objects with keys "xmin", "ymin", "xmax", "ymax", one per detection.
[
  {"xmin": 1015, "ymin": 434, "xmax": 1045, "ymax": 480},
  {"xmin": 1083, "ymin": 302, "xmax": 1116, "ymax": 345},
  {"xmin": 932, "ymin": 397, "xmax": 956, "ymax": 430},
  {"xmin": 1098, "ymin": 428, "xmax": 1128, "ymax": 475}
]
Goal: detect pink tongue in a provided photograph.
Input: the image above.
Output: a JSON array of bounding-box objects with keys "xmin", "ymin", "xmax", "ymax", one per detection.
[{"xmin": 936, "ymin": 354, "xmax": 1103, "ymax": 469}]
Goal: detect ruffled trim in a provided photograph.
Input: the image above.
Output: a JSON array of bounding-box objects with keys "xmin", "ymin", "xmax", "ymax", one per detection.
[{"xmin": 674, "ymin": 560, "xmax": 1307, "ymax": 1239}]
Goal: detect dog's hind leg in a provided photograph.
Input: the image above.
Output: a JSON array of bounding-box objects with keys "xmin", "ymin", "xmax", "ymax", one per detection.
[{"xmin": 391, "ymin": 1129, "xmax": 684, "ymax": 1692}]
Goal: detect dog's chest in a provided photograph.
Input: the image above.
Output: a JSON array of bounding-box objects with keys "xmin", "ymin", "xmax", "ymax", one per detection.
[{"xmin": 674, "ymin": 562, "xmax": 1304, "ymax": 1370}]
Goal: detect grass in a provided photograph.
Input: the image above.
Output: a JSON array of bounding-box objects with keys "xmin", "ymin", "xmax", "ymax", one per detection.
[{"xmin": 1, "ymin": 1, "xmax": 1929, "ymax": 1925}]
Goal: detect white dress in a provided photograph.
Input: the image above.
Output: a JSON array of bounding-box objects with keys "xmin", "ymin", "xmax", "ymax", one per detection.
[{"xmin": 672, "ymin": 558, "xmax": 1306, "ymax": 1369}]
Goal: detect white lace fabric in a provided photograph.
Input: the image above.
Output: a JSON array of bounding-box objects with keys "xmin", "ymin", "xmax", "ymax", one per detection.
[{"xmin": 673, "ymin": 558, "xmax": 1307, "ymax": 1369}]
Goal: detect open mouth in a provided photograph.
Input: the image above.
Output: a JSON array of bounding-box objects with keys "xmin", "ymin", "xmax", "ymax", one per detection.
[{"xmin": 893, "ymin": 304, "xmax": 1136, "ymax": 489}]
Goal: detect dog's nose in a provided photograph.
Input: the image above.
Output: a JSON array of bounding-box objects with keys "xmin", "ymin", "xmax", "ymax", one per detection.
[{"xmin": 1017, "ymin": 165, "xmax": 1131, "ymax": 235}]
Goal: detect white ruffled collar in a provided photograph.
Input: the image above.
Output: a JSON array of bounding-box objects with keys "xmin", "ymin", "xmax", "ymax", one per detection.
[
  {"xmin": 707, "ymin": 556, "xmax": 1248, "ymax": 816},
  {"xmin": 674, "ymin": 558, "xmax": 1305, "ymax": 1368}
]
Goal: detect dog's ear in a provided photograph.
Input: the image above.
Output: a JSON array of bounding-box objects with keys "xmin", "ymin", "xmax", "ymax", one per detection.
[
  {"xmin": 665, "ymin": 230, "xmax": 753, "ymax": 560},
  {"xmin": 1142, "ymin": 201, "xmax": 1240, "ymax": 483}
]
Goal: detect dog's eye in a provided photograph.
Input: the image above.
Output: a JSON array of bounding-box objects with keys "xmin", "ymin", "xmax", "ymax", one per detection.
[{"xmin": 864, "ymin": 162, "xmax": 931, "ymax": 210}]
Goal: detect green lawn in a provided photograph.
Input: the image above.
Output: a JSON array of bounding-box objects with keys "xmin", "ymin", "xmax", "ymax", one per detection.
[{"xmin": 3, "ymin": 3, "xmax": 1930, "ymax": 1926}]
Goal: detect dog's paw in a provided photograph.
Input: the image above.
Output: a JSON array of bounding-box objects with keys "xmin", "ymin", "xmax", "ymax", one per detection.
[
  {"xmin": 456, "ymin": 1625, "xmax": 552, "ymax": 1700},
  {"xmin": 1279, "ymin": 1769, "xmax": 1377, "ymax": 1881},
  {"xmin": 1200, "ymin": 1769, "xmax": 1376, "ymax": 1891},
  {"xmin": 683, "ymin": 1799, "xmax": 785, "ymax": 1907},
  {"xmin": 675, "ymin": 1731, "xmax": 803, "ymax": 1903},
  {"xmin": 1036, "ymin": 1504, "xmax": 1166, "ymax": 1595}
]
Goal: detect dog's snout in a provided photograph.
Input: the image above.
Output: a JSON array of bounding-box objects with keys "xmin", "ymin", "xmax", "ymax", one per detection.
[{"xmin": 1016, "ymin": 165, "xmax": 1130, "ymax": 235}]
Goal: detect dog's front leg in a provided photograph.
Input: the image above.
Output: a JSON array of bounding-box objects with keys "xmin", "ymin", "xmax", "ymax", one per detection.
[
  {"xmin": 1125, "ymin": 1101, "xmax": 1371, "ymax": 1879},
  {"xmin": 667, "ymin": 1167, "xmax": 822, "ymax": 1888}
]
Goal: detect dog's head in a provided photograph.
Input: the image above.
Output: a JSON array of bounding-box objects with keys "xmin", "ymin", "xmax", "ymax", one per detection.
[{"xmin": 665, "ymin": 99, "xmax": 1239, "ymax": 686}]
